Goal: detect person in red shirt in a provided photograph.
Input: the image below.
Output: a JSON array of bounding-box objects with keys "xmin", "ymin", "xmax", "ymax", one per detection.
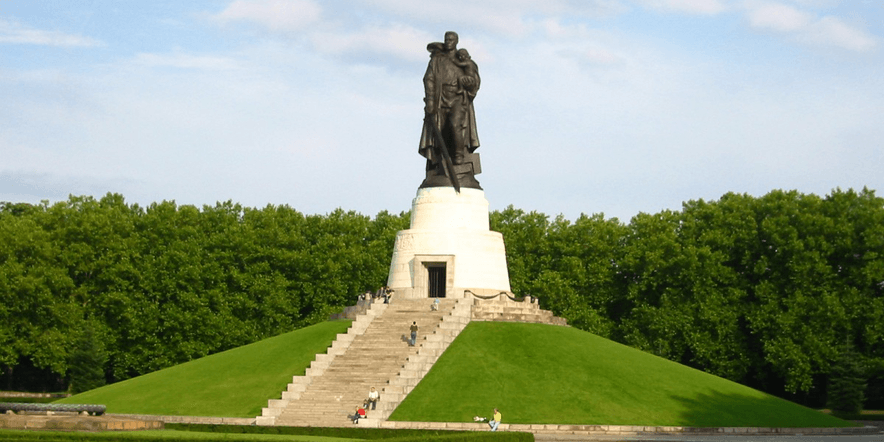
[{"xmin": 353, "ymin": 405, "xmax": 366, "ymax": 424}]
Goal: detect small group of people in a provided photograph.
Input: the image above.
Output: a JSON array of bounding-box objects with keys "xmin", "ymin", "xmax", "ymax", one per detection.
[
  {"xmin": 358, "ymin": 287, "xmax": 394, "ymax": 304},
  {"xmin": 352, "ymin": 387, "xmax": 380, "ymax": 424}
]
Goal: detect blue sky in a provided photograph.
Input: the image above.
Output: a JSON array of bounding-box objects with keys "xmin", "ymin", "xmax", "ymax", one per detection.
[{"xmin": 1, "ymin": 0, "xmax": 882, "ymax": 221}]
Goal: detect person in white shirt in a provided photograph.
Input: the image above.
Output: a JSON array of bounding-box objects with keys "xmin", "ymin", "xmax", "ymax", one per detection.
[{"xmin": 367, "ymin": 386, "xmax": 380, "ymax": 410}]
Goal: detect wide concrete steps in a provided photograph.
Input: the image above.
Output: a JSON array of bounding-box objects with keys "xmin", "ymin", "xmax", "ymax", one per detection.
[
  {"xmin": 471, "ymin": 297, "xmax": 568, "ymax": 326},
  {"xmin": 262, "ymin": 299, "xmax": 467, "ymax": 428},
  {"xmin": 257, "ymin": 294, "xmax": 568, "ymax": 428},
  {"xmin": 367, "ymin": 300, "xmax": 472, "ymax": 422}
]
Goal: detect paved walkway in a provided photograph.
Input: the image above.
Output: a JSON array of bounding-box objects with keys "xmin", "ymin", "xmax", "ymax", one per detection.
[
  {"xmin": 534, "ymin": 435, "xmax": 884, "ymax": 442},
  {"xmin": 531, "ymin": 421, "xmax": 884, "ymax": 441},
  {"xmin": 380, "ymin": 421, "xmax": 881, "ymax": 440},
  {"xmin": 107, "ymin": 413, "xmax": 882, "ymax": 440}
]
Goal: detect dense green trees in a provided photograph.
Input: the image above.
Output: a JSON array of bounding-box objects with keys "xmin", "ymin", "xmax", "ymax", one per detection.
[
  {"xmin": 490, "ymin": 188, "xmax": 882, "ymax": 408},
  {"xmin": 0, "ymin": 195, "xmax": 407, "ymax": 390},
  {"xmin": 827, "ymin": 343, "xmax": 867, "ymax": 415},
  {"xmin": 1, "ymin": 188, "xmax": 881, "ymax": 408},
  {"xmin": 68, "ymin": 323, "xmax": 106, "ymax": 394}
]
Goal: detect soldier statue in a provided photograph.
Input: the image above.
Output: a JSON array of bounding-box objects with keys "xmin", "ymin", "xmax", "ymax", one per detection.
[{"xmin": 419, "ymin": 31, "xmax": 482, "ymax": 191}]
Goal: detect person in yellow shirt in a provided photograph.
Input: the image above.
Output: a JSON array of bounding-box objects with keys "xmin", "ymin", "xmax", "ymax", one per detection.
[{"xmin": 489, "ymin": 408, "xmax": 501, "ymax": 431}]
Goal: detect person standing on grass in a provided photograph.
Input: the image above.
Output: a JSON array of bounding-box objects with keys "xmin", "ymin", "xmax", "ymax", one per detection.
[
  {"xmin": 488, "ymin": 408, "xmax": 501, "ymax": 431},
  {"xmin": 409, "ymin": 321, "xmax": 419, "ymax": 346}
]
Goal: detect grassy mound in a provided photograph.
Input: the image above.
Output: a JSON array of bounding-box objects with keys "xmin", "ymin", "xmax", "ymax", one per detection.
[
  {"xmin": 390, "ymin": 321, "xmax": 850, "ymax": 428},
  {"xmin": 56, "ymin": 320, "xmax": 352, "ymax": 417},
  {"xmin": 58, "ymin": 319, "xmax": 850, "ymax": 428}
]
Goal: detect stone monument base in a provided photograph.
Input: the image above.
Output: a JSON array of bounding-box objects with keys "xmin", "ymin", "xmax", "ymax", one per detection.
[{"xmin": 387, "ymin": 187, "xmax": 510, "ymax": 299}]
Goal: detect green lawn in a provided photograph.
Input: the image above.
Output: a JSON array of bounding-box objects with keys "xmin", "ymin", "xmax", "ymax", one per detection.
[
  {"xmin": 56, "ymin": 320, "xmax": 353, "ymax": 417},
  {"xmin": 0, "ymin": 427, "xmax": 527, "ymax": 442},
  {"xmin": 0, "ymin": 429, "xmax": 361, "ymax": 441},
  {"xmin": 55, "ymin": 319, "xmax": 852, "ymax": 428},
  {"xmin": 390, "ymin": 321, "xmax": 851, "ymax": 428}
]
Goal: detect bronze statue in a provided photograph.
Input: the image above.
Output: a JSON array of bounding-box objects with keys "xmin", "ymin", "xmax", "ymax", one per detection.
[{"xmin": 419, "ymin": 31, "xmax": 482, "ymax": 191}]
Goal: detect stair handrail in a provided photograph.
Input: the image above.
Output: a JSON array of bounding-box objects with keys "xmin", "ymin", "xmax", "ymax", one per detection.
[{"xmin": 464, "ymin": 290, "xmax": 532, "ymax": 303}]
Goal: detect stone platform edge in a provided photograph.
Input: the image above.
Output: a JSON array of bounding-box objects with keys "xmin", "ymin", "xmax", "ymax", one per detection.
[
  {"xmin": 379, "ymin": 421, "xmax": 878, "ymax": 435},
  {"xmin": 109, "ymin": 413, "xmax": 256, "ymax": 426},
  {"xmin": 106, "ymin": 415, "xmax": 878, "ymax": 435},
  {"xmin": 1, "ymin": 413, "xmax": 165, "ymax": 432}
]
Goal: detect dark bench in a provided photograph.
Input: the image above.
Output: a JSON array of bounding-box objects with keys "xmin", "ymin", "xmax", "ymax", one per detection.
[{"xmin": 0, "ymin": 402, "xmax": 106, "ymax": 416}]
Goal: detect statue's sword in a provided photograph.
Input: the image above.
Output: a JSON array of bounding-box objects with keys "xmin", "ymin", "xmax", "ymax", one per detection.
[{"xmin": 424, "ymin": 114, "xmax": 461, "ymax": 193}]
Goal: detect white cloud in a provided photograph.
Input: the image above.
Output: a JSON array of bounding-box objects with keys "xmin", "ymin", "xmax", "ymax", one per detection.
[
  {"xmin": 376, "ymin": 1, "xmax": 531, "ymax": 36},
  {"xmin": 742, "ymin": 1, "xmax": 877, "ymax": 51},
  {"xmin": 0, "ymin": 18, "xmax": 103, "ymax": 47},
  {"xmin": 803, "ymin": 15, "xmax": 877, "ymax": 52},
  {"xmin": 362, "ymin": 0, "xmax": 628, "ymax": 36},
  {"xmin": 210, "ymin": 2, "xmax": 446, "ymax": 64},
  {"xmin": 532, "ymin": 20, "xmax": 628, "ymax": 69},
  {"xmin": 541, "ymin": 18, "xmax": 579, "ymax": 39},
  {"xmin": 133, "ymin": 52, "xmax": 241, "ymax": 71},
  {"xmin": 581, "ymin": 47, "xmax": 625, "ymax": 65},
  {"xmin": 309, "ymin": 24, "xmax": 434, "ymax": 63},
  {"xmin": 632, "ymin": 1, "xmax": 877, "ymax": 53},
  {"xmin": 637, "ymin": 0, "xmax": 728, "ymax": 15},
  {"xmin": 744, "ymin": 2, "xmax": 811, "ymax": 31},
  {"xmin": 213, "ymin": 0, "xmax": 321, "ymax": 31}
]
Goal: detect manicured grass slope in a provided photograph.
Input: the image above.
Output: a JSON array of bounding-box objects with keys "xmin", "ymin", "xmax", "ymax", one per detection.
[
  {"xmin": 390, "ymin": 322, "xmax": 850, "ymax": 428},
  {"xmin": 58, "ymin": 319, "xmax": 849, "ymax": 428},
  {"xmin": 57, "ymin": 320, "xmax": 353, "ymax": 418}
]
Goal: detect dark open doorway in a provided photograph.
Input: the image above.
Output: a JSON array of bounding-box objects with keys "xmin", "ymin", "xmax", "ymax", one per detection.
[{"xmin": 427, "ymin": 264, "xmax": 446, "ymax": 298}]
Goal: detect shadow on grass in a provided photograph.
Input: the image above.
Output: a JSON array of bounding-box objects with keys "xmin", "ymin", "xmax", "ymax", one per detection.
[{"xmin": 667, "ymin": 389, "xmax": 855, "ymax": 428}]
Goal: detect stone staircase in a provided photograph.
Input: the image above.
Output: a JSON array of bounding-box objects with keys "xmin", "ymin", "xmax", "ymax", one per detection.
[
  {"xmin": 361, "ymin": 299, "xmax": 471, "ymax": 426},
  {"xmin": 257, "ymin": 298, "xmax": 470, "ymax": 427},
  {"xmin": 471, "ymin": 294, "xmax": 568, "ymax": 326},
  {"xmin": 327, "ymin": 298, "xmax": 373, "ymax": 320}
]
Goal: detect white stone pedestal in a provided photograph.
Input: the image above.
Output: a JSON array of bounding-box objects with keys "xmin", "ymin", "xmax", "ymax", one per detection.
[{"xmin": 386, "ymin": 187, "xmax": 511, "ymax": 299}]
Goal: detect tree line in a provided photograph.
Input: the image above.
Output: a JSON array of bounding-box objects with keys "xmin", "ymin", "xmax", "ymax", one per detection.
[
  {"xmin": 0, "ymin": 195, "xmax": 407, "ymax": 392},
  {"xmin": 1, "ymin": 188, "xmax": 881, "ymax": 409}
]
